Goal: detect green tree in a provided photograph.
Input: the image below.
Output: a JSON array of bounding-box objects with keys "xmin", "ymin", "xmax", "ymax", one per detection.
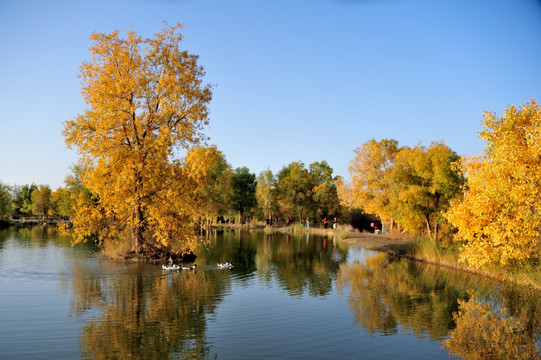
[
  {"xmin": 11, "ymin": 184, "xmax": 37, "ymax": 216},
  {"xmin": 51, "ymin": 187, "xmax": 73, "ymax": 217},
  {"xmin": 228, "ymin": 167, "xmax": 257, "ymax": 225},
  {"xmin": 0, "ymin": 182, "xmax": 12, "ymax": 220},
  {"xmin": 275, "ymin": 161, "xmax": 312, "ymax": 222},
  {"xmin": 309, "ymin": 161, "xmax": 340, "ymax": 220}
]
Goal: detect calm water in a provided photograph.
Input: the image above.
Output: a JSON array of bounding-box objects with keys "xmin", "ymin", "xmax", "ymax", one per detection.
[{"xmin": 1, "ymin": 226, "xmax": 540, "ymax": 359}]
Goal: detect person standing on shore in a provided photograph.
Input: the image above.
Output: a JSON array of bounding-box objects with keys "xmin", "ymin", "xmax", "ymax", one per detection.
[
  {"xmin": 333, "ymin": 218, "xmax": 337, "ymax": 229},
  {"xmin": 323, "ymin": 217, "xmax": 328, "ymax": 229},
  {"xmin": 306, "ymin": 218, "xmax": 310, "ymax": 229}
]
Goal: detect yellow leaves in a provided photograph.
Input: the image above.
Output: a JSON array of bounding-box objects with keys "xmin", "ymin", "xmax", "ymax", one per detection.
[
  {"xmin": 346, "ymin": 138, "xmax": 462, "ymax": 241},
  {"xmin": 445, "ymin": 100, "xmax": 541, "ymax": 268},
  {"xmin": 347, "ymin": 139, "xmax": 399, "ymax": 222},
  {"xmin": 63, "ymin": 23, "xmax": 214, "ymax": 256}
]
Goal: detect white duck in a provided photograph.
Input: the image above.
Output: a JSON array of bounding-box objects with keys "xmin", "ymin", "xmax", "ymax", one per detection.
[
  {"xmin": 162, "ymin": 264, "xmax": 179, "ymax": 270},
  {"xmin": 217, "ymin": 261, "xmax": 233, "ymax": 269}
]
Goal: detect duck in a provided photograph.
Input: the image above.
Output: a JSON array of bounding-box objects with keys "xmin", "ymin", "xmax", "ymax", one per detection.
[
  {"xmin": 162, "ymin": 264, "xmax": 179, "ymax": 270},
  {"xmin": 217, "ymin": 261, "xmax": 233, "ymax": 269},
  {"xmin": 181, "ymin": 264, "xmax": 197, "ymax": 270}
]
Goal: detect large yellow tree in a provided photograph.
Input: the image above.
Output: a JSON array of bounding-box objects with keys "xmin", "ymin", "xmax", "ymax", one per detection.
[
  {"xmin": 446, "ymin": 100, "xmax": 541, "ymax": 267},
  {"xmin": 63, "ymin": 23, "xmax": 213, "ymax": 257}
]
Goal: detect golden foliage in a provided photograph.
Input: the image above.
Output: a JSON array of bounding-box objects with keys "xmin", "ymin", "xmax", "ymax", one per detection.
[
  {"xmin": 62, "ymin": 23, "xmax": 213, "ymax": 256},
  {"xmin": 345, "ymin": 139, "xmax": 463, "ymax": 241},
  {"xmin": 445, "ymin": 100, "xmax": 541, "ymax": 267},
  {"xmin": 390, "ymin": 142, "xmax": 463, "ymax": 241},
  {"xmin": 348, "ymin": 139, "xmax": 399, "ymax": 224},
  {"xmin": 444, "ymin": 295, "xmax": 540, "ymax": 360}
]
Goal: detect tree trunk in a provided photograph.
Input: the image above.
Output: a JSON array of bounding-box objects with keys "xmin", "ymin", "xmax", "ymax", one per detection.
[{"xmin": 132, "ymin": 205, "xmax": 144, "ymax": 254}]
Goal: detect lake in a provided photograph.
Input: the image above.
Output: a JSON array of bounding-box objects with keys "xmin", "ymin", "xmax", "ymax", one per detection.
[{"xmin": 1, "ymin": 226, "xmax": 540, "ymax": 359}]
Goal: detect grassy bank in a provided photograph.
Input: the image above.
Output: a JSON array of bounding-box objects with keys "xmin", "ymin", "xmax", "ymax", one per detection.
[{"xmin": 404, "ymin": 236, "xmax": 541, "ymax": 291}]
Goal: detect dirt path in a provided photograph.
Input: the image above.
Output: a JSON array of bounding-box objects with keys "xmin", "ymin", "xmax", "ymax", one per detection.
[{"xmin": 338, "ymin": 232, "xmax": 412, "ymax": 254}]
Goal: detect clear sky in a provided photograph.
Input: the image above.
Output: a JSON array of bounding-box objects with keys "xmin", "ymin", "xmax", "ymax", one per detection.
[{"xmin": 1, "ymin": 0, "xmax": 540, "ymax": 189}]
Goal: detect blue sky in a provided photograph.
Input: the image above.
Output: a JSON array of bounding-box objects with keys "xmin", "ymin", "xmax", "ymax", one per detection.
[{"xmin": 1, "ymin": 0, "xmax": 540, "ymax": 189}]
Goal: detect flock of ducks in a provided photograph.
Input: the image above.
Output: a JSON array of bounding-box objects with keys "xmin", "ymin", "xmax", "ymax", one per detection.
[
  {"xmin": 217, "ymin": 261, "xmax": 234, "ymax": 269},
  {"xmin": 162, "ymin": 261, "xmax": 233, "ymax": 271},
  {"xmin": 161, "ymin": 264, "xmax": 197, "ymax": 271}
]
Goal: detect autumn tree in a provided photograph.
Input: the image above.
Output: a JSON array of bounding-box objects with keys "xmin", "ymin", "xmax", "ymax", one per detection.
[
  {"xmin": 390, "ymin": 142, "xmax": 463, "ymax": 242},
  {"xmin": 31, "ymin": 184, "xmax": 52, "ymax": 218},
  {"xmin": 256, "ymin": 169, "xmax": 277, "ymax": 224},
  {"xmin": 228, "ymin": 167, "xmax": 257, "ymax": 225},
  {"xmin": 185, "ymin": 145, "xmax": 231, "ymax": 225},
  {"xmin": 348, "ymin": 139, "xmax": 399, "ymax": 229},
  {"xmin": 63, "ymin": 23, "xmax": 213, "ymax": 257},
  {"xmin": 445, "ymin": 100, "xmax": 541, "ymax": 267}
]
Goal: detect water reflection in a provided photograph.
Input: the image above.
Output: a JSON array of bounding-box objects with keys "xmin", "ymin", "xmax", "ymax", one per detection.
[
  {"xmin": 337, "ymin": 252, "xmax": 541, "ymax": 358},
  {"xmin": 197, "ymin": 230, "xmax": 347, "ymax": 297},
  {"xmin": 0, "ymin": 225, "xmax": 73, "ymax": 248},
  {"xmin": 444, "ymin": 294, "xmax": 540, "ymax": 360},
  {"xmin": 63, "ymin": 229, "xmax": 541, "ymax": 359},
  {"xmin": 72, "ymin": 264, "xmax": 224, "ymax": 359},
  {"xmin": 69, "ymin": 230, "xmax": 348, "ymax": 359}
]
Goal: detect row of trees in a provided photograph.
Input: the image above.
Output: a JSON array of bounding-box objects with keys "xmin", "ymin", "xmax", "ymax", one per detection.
[
  {"xmin": 339, "ymin": 139, "xmax": 464, "ymax": 243},
  {"xmin": 8, "ymin": 22, "xmax": 537, "ymax": 267},
  {"xmin": 0, "ymin": 183, "xmax": 74, "ymax": 220},
  {"xmin": 341, "ymin": 99, "xmax": 541, "ymax": 268},
  {"xmin": 0, "ymin": 158, "xmax": 342, "ymax": 229},
  {"xmin": 256, "ymin": 161, "xmax": 340, "ymax": 226}
]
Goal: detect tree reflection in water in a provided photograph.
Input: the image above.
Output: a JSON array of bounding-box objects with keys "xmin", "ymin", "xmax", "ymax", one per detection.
[
  {"xmin": 444, "ymin": 294, "xmax": 540, "ymax": 360},
  {"xmin": 337, "ymin": 252, "xmax": 541, "ymax": 359},
  {"xmin": 69, "ymin": 230, "xmax": 348, "ymax": 359},
  {"xmin": 71, "ymin": 263, "xmax": 230, "ymax": 359}
]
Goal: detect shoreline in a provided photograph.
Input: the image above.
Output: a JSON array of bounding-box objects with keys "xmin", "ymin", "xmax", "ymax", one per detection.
[
  {"xmin": 210, "ymin": 224, "xmax": 411, "ymax": 253},
  {"xmin": 210, "ymin": 224, "xmax": 541, "ymax": 291}
]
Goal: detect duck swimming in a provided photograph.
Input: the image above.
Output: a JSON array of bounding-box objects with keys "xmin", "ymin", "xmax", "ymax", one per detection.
[
  {"xmin": 181, "ymin": 264, "xmax": 197, "ymax": 270},
  {"xmin": 162, "ymin": 264, "xmax": 180, "ymax": 270},
  {"xmin": 217, "ymin": 261, "xmax": 233, "ymax": 269}
]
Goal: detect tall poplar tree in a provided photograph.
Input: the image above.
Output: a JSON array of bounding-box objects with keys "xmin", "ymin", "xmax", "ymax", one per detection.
[{"xmin": 63, "ymin": 23, "xmax": 213, "ymax": 257}]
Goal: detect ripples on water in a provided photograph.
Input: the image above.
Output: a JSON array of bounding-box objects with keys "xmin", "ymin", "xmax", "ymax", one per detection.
[{"xmin": 1, "ymin": 227, "xmax": 540, "ymax": 359}]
